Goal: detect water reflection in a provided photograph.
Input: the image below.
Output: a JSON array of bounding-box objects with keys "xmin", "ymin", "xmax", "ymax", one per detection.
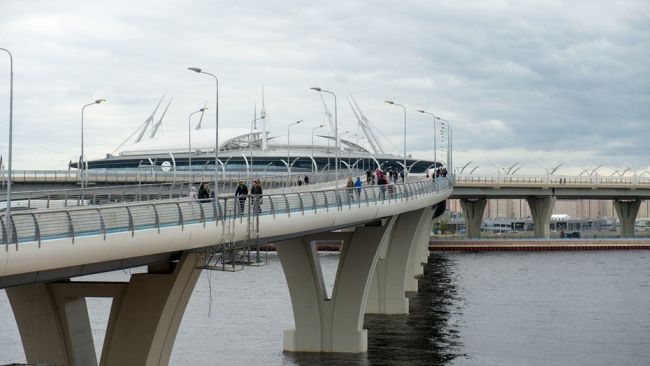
[{"xmin": 284, "ymin": 253, "xmax": 465, "ymax": 366}]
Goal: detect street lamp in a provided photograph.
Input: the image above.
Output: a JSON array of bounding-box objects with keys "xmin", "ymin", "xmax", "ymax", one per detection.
[
  {"xmin": 417, "ymin": 109, "xmax": 443, "ymax": 174},
  {"xmin": 81, "ymin": 99, "xmax": 106, "ymax": 190},
  {"xmin": 0, "ymin": 48, "xmax": 13, "ymax": 244},
  {"xmin": 311, "ymin": 87, "xmax": 339, "ymax": 189},
  {"xmin": 386, "ymin": 101, "xmax": 407, "ymax": 176},
  {"xmin": 287, "ymin": 120, "xmax": 302, "ymax": 175},
  {"xmin": 188, "ymin": 108, "xmax": 208, "ymax": 179},
  {"xmin": 311, "ymin": 124, "xmax": 326, "ymax": 172},
  {"xmin": 188, "ymin": 67, "xmax": 219, "ymax": 197}
]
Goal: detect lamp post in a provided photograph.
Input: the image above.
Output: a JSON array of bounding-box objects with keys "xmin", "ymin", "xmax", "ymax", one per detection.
[
  {"xmin": 81, "ymin": 99, "xmax": 106, "ymax": 190},
  {"xmin": 188, "ymin": 108, "xmax": 207, "ymax": 180},
  {"xmin": 188, "ymin": 67, "xmax": 219, "ymax": 197},
  {"xmin": 311, "ymin": 87, "xmax": 339, "ymax": 189},
  {"xmin": 287, "ymin": 120, "xmax": 302, "ymax": 175},
  {"xmin": 418, "ymin": 109, "xmax": 441, "ymax": 176},
  {"xmin": 0, "ymin": 48, "xmax": 13, "ymax": 244},
  {"xmin": 385, "ymin": 100, "xmax": 407, "ymax": 175},
  {"xmin": 312, "ymin": 124, "xmax": 325, "ymax": 173}
]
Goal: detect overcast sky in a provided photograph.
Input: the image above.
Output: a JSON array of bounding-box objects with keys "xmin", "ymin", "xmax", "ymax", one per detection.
[{"xmin": 0, "ymin": 0, "xmax": 648, "ymax": 175}]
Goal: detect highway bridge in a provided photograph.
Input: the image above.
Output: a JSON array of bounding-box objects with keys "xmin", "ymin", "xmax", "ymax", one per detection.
[
  {"xmin": 453, "ymin": 174, "xmax": 650, "ymax": 238},
  {"xmin": 0, "ymin": 174, "xmax": 451, "ymax": 365}
]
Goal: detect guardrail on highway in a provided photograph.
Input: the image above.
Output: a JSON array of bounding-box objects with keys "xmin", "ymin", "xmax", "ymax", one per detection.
[
  {"xmin": 0, "ymin": 178, "xmax": 451, "ymax": 247},
  {"xmin": 455, "ymin": 175, "xmax": 650, "ymax": 186}
]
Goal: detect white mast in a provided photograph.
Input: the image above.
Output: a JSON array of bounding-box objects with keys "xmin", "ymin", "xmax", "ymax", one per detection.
[
  {"xmin": 319, "ymin": 92, "xmax": 341, "ymax": 150},
  {"xmin": 261, "ymin": 85, "xmax": 268, "ymax": 150},
  {"xmin": 134, "ymin": 94, "xmax": 165, "ymax": 143},
  {"xmin": 350, "ymin": 95, "xmax": 386, "ymax": 154},
  {"xmin": 348, "ymin": 98, "xmax": 380, "ymax": 154},
  {"xmin": 150, "ymin": 98, "xmax": 172, "ymax": 138}
]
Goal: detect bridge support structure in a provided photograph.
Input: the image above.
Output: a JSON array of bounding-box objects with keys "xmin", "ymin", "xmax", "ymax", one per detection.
[
  {"xmin": 367, "ymin": 206, "xmax": 434, "ymax": 314},
  {"xmin": 6, "ymin": 253, "xmax": 203, "ymax": 366},
  {"xmin": 276, "ymin": 207, "xmax": 434, "ymax": 353},
  {"xmin": 460, "ymin": 198, "xmax": 487, "ymax": 238},
  {"xmin": 614, "ymin": 199, "xmax": 641, "ymax": 238},
  {"xmin": 527, "ymin": 196, "xmax": 556, "ymax": 238}
]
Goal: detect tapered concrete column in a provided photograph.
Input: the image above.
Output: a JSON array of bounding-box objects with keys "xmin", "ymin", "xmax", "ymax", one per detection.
[
  {"xmin": 276, "ymin": 220, "xmax": 395, "ymax": 353},
  {"xmin": 7, "ymin": 253, "xmax": 203, "ymax": 366},
  {"xmin": 614, "ymin": 199, "xmax": 641, "ymax": 238},
  {"xmin": 366, "ymin": 207, "xmax": 432, "ymax": 314},
  {"xmin": 460, "ymin": 199, "xmax": 487, "ymax": 238},
  {"xmin": 102, "ymin": 253, "xmax": 203, "ymax": 366},
  {"xmin": 527, "ymin": 196, "xmax": 556, "ymax": 238},
  {"xmin": 6, "ymin": 284, "xmax": 97, "ymax": 365},
  {"xmin": 405, "ymin": 207, "xmax": 435, "ymax": 291}
]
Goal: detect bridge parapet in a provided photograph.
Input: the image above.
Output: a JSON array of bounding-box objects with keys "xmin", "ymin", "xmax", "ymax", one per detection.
[
  {"xmin": 455, "ymin": 174, "xmax": 650, "ymax": 187},
  {"xmin": 1, "ymin": 178, "xmax": 451, "ymax": 249},
  {"xmin": 1, "ymin": 169, "xmax": 364, "ymax": 210}
]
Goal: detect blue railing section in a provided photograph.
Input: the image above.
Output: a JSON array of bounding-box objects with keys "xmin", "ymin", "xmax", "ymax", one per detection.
[{"xmin": 0, "ymin": 178, "xmax": 451, "ymax": 248}]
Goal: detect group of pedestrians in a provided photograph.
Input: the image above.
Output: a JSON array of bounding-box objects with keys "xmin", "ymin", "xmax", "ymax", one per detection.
[
  {"xmin": 234, "ymin": 179, "xmax": 263, "ymax": 214},
  {"xmin": 365, "ymin": 168, "xmax": 405, "ymax": 185},
  {"xmin": 427, "ymin": 166, "xmax": 448, "ymax": 179},
  {"xmin": 188, "ymin": 182, "xmax": 212, "ymax": 201},
  {"xmin": 188, "ymin": 180, "xmax": 264, "ymax": 214}
]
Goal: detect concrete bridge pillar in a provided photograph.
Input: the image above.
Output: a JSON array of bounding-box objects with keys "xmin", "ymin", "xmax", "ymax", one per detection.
[
  {"xmin": 276, "ymin": 218, "xmax": 397, "ymax": 353},
  {"xmin": 614, "ymin": 199, "xmax": 641, "ymax": 238},
  {"xmin": 527, "ymin": 196, "xmax": 556, "ymax": 238},
  {"xmin": 7, "ymin": 253, "xmax": 203, "ymax": 366},
  {"xmin": 364, "ymin": 208, "xmax": 433, "ymax": 315},
  {"xmin": 460, "ymin": 199, "xmax": 487, "ymax": 238}
]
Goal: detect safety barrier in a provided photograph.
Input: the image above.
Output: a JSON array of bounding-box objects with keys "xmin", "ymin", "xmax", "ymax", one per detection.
[
  {"xmin": 0, "ymin": 170, "xmax": 365, "ymax": 210},
  {"xmin": 0, "ymin": 178, "xmax": 451, "ymax": 248},
  {"xmin": 455, "ymin": 175, "xmax": 650, "ymax": 186}
]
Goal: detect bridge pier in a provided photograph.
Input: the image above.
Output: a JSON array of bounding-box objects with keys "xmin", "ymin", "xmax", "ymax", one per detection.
[
  {"xmin": 369, "ymin": 207, "xmax": 434, "ymax": 308},
  {"xmin": 614, "ymin": 199, "xmax": 641, "ymax": 238},
  {"xmin": 527, "ymin": 196, "xmax": 556, "ymax": 238},
  {"xmin": 276, "ymin": 218, "xmax": 397, "ymax": 353},
  {"xmin": 460, "ymin": 199, "xmax": 486, "ymax": 238},
  {"xmin": 7, "ymin": 253, "xmax": 203, "ymax": 366}
]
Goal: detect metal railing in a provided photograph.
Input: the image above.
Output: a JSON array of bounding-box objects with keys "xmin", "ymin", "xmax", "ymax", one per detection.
[
  {"xmin": 0, "ymin": 170, "xmax": 365, "ymax": 210},
  {"xmin": 0, "ymin": 168, "xmax": 361, "ymax": 185},
  {"xmin": 455, "ymin": 174, "xmax": 650, "ymax": 186},
  {"xmin": 0, "ymin": 177, "xmax": 451, "ymax": 248}
]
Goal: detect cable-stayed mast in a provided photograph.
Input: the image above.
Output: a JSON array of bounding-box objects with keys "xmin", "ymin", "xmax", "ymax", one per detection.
[
  {"xmin": 134, "ymin": 94, "xmax": 166, "ymax": 143},
  {"xmin": 349, "ymin": 95, "xmax": 386, "ymax": 154},
  {"xmin": 150, "ymin": 98, "xmax": 172, "ymax": 138},
  {"xmin": 260, "ymin": 85, "xmax": 268, "ymax": 150},
  {"xmin": 348, "ymin": 98, "xmax": 380, "ymax": 154}
]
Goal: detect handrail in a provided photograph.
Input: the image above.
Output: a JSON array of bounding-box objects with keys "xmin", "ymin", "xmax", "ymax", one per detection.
[
  {"xmin": 0, "ymin": 169, "xmax": 365, "ymax": 210},
  {"xmin": 0, "ymin": 177, "xmax": 451, "ymax": 246}
]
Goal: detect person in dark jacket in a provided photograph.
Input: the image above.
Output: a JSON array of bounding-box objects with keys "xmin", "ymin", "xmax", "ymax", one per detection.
[
  {"xmin": 250, "ymin": 179, "xmax": 263, "ymax": 213},
  {"xmin": 198, "ymin": 182, "xmax": 210, "ymax": 201},
  {"xmin": 235, "ymin": 181, "xmax": 248, "ymax": 214}
]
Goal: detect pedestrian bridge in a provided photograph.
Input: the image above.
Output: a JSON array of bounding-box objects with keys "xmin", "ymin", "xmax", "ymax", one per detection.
[
  {"xmin": 453, "ymin": 174, "xmax": 650, "ymax": 238},
  {"xmin": 0, "ymin": 177, "xmax": 451, "ymax": 365}
]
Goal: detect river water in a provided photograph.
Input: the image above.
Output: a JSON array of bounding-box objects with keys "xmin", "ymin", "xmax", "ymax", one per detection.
[{"xmin": 0, "ymin": 251, "xmax": 648, "ymax": 365}]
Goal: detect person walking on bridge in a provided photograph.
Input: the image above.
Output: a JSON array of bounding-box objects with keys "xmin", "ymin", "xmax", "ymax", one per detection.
[
  {"xmin": 189, "ymin": 186, "xmax": 198, "ymax": 200},
  {"xmin": 354, "ymin": 176, "xmax": 363, "ymax": 200},
  {"xmin": 235, "ymin": 181, "xmax": 248, "ymax": 215},
  {"xmin": 346, "ymin": 177, "xmax": 355, "ymax": 202},
  {"xmin": 251, "ymin": 179, "xmax": 263, "ymax": 213}
]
